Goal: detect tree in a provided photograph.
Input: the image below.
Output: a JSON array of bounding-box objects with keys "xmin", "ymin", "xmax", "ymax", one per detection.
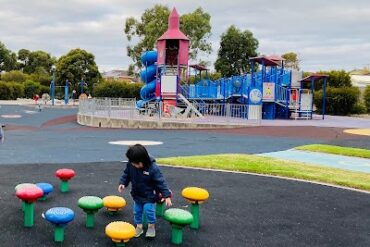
[
  {"xmin": 56, "ymin": 49, "xmax": 101, "ymax": 91},
  {"xmin": 124, "ymin": 5, "xmax": 212, "ymax": 68},
  {"xmin": 18, "ymin": 49, "xmax": 56, "ymax": 74},
  {"xmin": 214, "ymin": 26, "xmax": 258, "ymax": 77},
  {"xmin": 0, "ymin": 70, "xmax": 29, "ymax": 82},
  {"xmin": 282, "ymin": 52, "xmax": 300, "ymax": 70},
  {"xmin": 364, "ymin": 85, "xmax": 370, "ymax": 113},
  {"xmin": 0, "ymin": 42, "xmax": 18, "ymax": 71},
  {"xmin": 314, "ymin": 70, "xmax": 352, "ymax": 89}
]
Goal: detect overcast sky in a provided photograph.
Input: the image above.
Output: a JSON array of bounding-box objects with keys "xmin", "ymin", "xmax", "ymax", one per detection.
[{"xmin": 1, "ymin": 0, "xmax": 369, "ymax": 72}]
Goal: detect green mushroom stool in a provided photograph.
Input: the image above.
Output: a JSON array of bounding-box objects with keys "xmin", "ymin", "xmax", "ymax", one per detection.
[
  {"xmin": 181, "ymin": 187, "xmax": 209, "ymax": 229},
  {"xmin": 78, "ymin": 196, "xmax": 103, "ymax": 228},
  {"xmin": 164, "ymin": 208, "xmax": 194, "ymax": 245}
]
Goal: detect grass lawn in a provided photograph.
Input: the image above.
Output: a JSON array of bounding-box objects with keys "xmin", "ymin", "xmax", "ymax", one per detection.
[
  {"xmin": 295, "ymin": 144, "xmax": 370, "ymax": 159},
  {"xmin": 158, "ymin": 154, "xmax": 370, "ymax": 191}
]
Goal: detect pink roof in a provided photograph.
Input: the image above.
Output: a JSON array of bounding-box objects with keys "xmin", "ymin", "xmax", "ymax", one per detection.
[
  {"xmin": 301, "ymin": 73, "xmax": 329, "ymax": 82},
  {"xmin": 266, "ymin": 55, "xmax": 285, "ymax": 61},
  {"xmin": 158, "ymin": 8, "xmax": 189, "ymax": 41}
]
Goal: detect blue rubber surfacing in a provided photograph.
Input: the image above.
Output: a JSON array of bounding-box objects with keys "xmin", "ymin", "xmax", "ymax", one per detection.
[{"xmin": 259, "ymin": 149, "xmax": 370, "ymax": 173}]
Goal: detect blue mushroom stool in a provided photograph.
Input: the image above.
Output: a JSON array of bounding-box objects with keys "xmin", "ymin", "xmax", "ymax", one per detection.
[
  {"xmin": 43, "ymin": 207, "xmax": 75, "ymax": 242},
  {"xmin": 36, "ymin": 183, "xmax": 54, "ymax": 201}
]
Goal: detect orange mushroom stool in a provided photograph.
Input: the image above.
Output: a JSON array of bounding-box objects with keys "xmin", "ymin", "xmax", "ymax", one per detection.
[
  {"xmin": 103, "ymin": 196, "xmax": 126, "ymax": 214},
  {"xmin": 105, "ymin": 221, "xmax": 135, "ymax": 247},
  {"xmin": 181, "ymin": 187, "xmax": 209, "ymax": 229}
]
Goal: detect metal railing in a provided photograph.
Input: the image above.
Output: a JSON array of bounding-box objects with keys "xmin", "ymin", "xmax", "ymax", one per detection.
[{"xmin": 78, "ymin": 98, "xmax": 261, "ymax": 126}]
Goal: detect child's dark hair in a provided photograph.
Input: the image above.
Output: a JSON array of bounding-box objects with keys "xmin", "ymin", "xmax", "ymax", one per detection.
[{"xmin": 126, "ymin": 144, "xmax": 151, "ymax": 167}]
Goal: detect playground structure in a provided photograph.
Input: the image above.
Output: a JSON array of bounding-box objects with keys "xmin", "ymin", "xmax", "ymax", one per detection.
[
  {"xmin": 50, "ymin": 78, "xmax": 88, "ymax": 106},
  {"xmin": 136, "ymin": 8, "xmax": 329, "ymax": 120}
]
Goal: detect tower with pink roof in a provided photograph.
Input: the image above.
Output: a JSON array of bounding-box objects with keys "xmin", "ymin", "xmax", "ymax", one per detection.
[{"xmin": 156, "ymin": 8, "xmax": 190, "ymax": 112}]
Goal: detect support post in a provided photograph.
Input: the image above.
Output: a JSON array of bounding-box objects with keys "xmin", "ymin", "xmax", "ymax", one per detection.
[
  {"xmin": 54, "ymin": 225, "xmax": 65, "ymax": 242},
  {"xmin": 64, "ymin": 80, "xmax": 69, "ymax": 105},
  {"xmin": 322, "ymin": 78, "xmax": 327, "ymax": 120},
  {"xmin": 60, "ymin": 180, "xmax": 69, "ymax": 193},
  {"xmin": 86, "ymin": 212, "xmax": 95, "ymax": 228},
  {"xmin": 24, "ymin": 202, "xmax": 34, "ymax": 227},
  {"xmin": 156, "ymin": 202, "xmax": 165, "ymax": 217},
  {"xmin": 171, "ymin": 224, "xmax": 184, "ymax": 245},
  {"xmin": 190, "ymin": 203, "xmax": 200, "ymax": 229}
]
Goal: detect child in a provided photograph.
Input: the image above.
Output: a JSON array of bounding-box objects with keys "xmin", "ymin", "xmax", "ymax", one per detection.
[{"xmin": 118, "ymin": 144, "xmax": 172, "ymax": 238}]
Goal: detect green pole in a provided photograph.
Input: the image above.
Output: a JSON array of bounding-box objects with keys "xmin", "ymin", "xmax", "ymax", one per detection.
[
  {"xmin": 115, "ymin": 242, "xmax": 126, "ymax": 247},
  {"xmin": 171, "ymin": 224, "xmax": 184, "ymax": 245},
  {"xmin": 22, "ymin": 201, "xmax": 26, "ymax": 211},
  {"xmin": 24, "ymin": 202, "xmax": 34, "ymax": 227},
  {"xmin": 60, "ymin": 180, "xmax": 69, "ymax": 192},
  {"xmin": 38, "ymin": 196, "xmax": 47, "ymax": 201},
  {"xmin": 142, "ymin": 212, "xmax": 148, "ymax": 230},
  {"xmin": 86, "ymin": 211, "xmax": 95, "ymax": 228},
  {"xmin": 156, "ymin": 202, "xmax": 165, "ymax": 217},
  {"xmin": 190, "ymin": 203, "xmax": 200, "ymax": 229},
  {"xmin": 54, "ymin": 225, "xmax": 65, "ymax": 242}
]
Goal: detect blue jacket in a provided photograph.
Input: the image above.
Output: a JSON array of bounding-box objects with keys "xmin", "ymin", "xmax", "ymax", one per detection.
[{"xmin": 119, "ymin": 157, "xmax": 171, "ymax": 204}]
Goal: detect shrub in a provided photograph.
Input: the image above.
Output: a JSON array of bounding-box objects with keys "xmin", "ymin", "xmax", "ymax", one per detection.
[
  {"xmin": 7, "ymin": 82, "xmax": 25, "ymax": 99},
  {"xmin": 314, "ymin": 87, "xmax": 360, "ymax": 115},
  {"xmin": 93, "ymin": 81, "xmax": 143, "ymax": 98},
  {"xmin": 0, "ymin": 82, "xmax": 12, "ymax": 100},
  {"xmin": 351, "ymin": 103, "xmax": 367, "ymax": 115},
  {"xmin": 0, "ymin": 70, "xmax": 29, "ymax": 83},
  {"xmin": 24, "ymin": 80, "xmax": 41, "ymax": 98},
  {"xmin": 365, "ymin": 85, "xmax": 370, "ymax": 113}
]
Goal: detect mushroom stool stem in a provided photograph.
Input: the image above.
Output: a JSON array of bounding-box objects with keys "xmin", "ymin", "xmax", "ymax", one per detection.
[
  {"xmin": 142, "ymin": 212, "xmax": 148, "ymax": 230},
  {"xmin": 86, "ymin": 212, "xmax": 95, "ymax": 228},
  {"xmin": 190, "ymin": 203, "xmax": 200, "ymax": 229},
  {"xmin": 171, "ymin": 224, "xmax": 184, "ymax": 245},
  {"xmin": 24, "ymin": 202, "xmax": 34, "ymax": 227},
  {"xmin": 54, "ymin": 225, "xmax": 65, "ymax": 242},
  {"xmin": 156, "ymin": 202, "xmax": 165, "ymax": 217},
  {"xmin": 60, "ymin": 180, "xmax": 69, "ymax": 193}
]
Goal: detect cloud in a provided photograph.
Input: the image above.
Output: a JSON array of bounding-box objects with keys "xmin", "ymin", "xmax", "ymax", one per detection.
[{"xmin": 0, "ymin": 0, "xmax": 369, "ymax": 72}]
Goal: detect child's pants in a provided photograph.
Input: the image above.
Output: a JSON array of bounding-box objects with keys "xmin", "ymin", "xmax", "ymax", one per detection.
[{"xmin": 134, "ymin": 201, "xmax": 156, "ymax": 224}]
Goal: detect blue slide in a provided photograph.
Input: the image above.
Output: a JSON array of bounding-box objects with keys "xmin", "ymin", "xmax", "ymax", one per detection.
[{"xmin": 137, "ymin": 51, "xmax": 158, "ymax": 108}]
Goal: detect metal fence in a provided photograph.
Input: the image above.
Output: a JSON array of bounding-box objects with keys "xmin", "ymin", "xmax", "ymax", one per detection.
[{"xmin": 78, "ymin": 98, "xmax": 261, "ymax": 126}]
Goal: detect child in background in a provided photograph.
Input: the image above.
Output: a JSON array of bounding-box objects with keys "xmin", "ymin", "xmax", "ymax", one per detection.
[{"xmin": 118, "ymin": 144, "xmax": 172, "ymax": 238}]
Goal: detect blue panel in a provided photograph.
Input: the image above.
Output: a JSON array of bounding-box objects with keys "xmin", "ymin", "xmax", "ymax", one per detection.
[{"xmin": 140, "ymin": 65, "xmax": 157, "ymax": 83}]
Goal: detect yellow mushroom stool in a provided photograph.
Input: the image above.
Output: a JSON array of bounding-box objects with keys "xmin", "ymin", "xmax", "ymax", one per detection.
[
  {"xmin": 105, "ymin": 221, "xmax": 135, "ymax": 247},
  {"xmin": 103, "ymin": 196, "xmax": 126, "ymax": 214},
  {"xmin": 181, "ymin": 187, "xmax": 209, "ymax": 229}
]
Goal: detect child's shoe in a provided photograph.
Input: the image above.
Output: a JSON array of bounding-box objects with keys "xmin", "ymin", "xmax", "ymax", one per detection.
[
  {"xmin": 135, "ymin": 226, "xmax": 144, "ymax": 237},
  {"xmin": 145, "ymin": 225, "xmax": 156, "ymax": 238}
]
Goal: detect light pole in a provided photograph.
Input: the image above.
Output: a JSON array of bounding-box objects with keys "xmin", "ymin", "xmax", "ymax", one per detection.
[{"xmin": 50, "ymin": 65, "xmax": 56, "ymax": 106}]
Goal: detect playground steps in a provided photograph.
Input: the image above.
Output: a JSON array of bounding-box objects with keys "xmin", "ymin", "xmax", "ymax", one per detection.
[{"xmin": 177, "ymin": 94, "xmax": 203, "ymax": 117}]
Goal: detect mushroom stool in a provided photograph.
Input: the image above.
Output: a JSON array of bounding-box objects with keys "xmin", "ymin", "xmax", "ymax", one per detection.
[
  {"xmin": 15, "ymin": 187, "xmax": 44, "ymax": 227},
  {"xmin": 105, "ymin": 221, "xmax": 135, "ymax": 247},
  {"xmin": 181, "ymin": 187, "xmax": 209, "ymax": 229},
  {"xmin": 55, "ymin": 168, "xmax": 75, "ymax": 193},
  {"xmin": 43, "ymin": 207, "xmax": 75, "ymax": 242},
  {"xmin": 78, "ymin": 196, "xmax": 104, "ymax": 228},
  {"xmin": 103, "ymin": 196, "xmax": 126, "ymax": 215},
  {"xmin": 156, "ymin": 190, "xmax": 173, "ymax": 217},
  {"xmin": 36, "ymin": 183, "xmax": 54, "ymax": 201},
  {"xmin": 164, "ymin": 208, "xmax": 194, "ymax": 245},
  {"xmin": 15, "ymin": 183, "xmax": 38, "ymax": 211}
]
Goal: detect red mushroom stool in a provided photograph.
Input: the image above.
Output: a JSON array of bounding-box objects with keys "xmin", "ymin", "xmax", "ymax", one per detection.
[
  {"xmin": 55, "ymin": 169, "xmax": 75, "ymax": 192},
  {"xmin": 15, "ymin": 183, "xmax": 38, "ymax": 211},
  {"xmin": 16, "ymin": 187, "xmax": 44, "ymax": 227}
]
